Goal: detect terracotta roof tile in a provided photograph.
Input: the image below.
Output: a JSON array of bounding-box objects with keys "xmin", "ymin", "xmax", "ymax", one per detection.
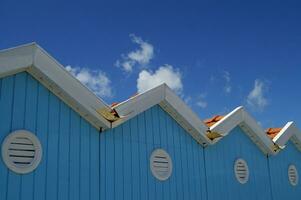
[
  {"xmin": 266, "ymin": 127, "xmax": 282, "ymax": 139},
  {"xmin": 204, "ymin": 115, "xmax": 224, "ymax": 127},
  {"xmin": 111, "ymin": 102, "xmax": 119, "ymax": 107}
]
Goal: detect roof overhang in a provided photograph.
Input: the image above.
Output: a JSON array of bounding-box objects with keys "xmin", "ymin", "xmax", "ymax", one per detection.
[
  {"xmin": 272, "ymin": 122, "xmax": 301, "ymax": 151},
  {"xmin": 112, "ymin": 84, "xmax": 212, "ymax": 146},
  {"xmin": 0, "ymin": 43, "xmax": 111, "ymax": 130},
  {"xmin": 209, "ymin": 106, "xmax": 301, "ymax": 155}
]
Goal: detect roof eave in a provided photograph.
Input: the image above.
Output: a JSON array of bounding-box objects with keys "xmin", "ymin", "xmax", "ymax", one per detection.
[
  {"xmin": 112, "ymin": 84, "xmax": 211, "ymax": 146},
  {"xmin": 209, "ymin": 106, "xmax": 276, "ymax": 155},
  {"xmin": 0, "ymin": 43, "xmax": 111, "ymax": 130}
]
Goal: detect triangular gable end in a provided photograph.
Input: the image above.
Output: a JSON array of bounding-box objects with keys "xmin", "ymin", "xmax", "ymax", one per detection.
[
  {"xmin": 0, "ymin": 43, "xmax": 111, "ymax": 130},
  {"xmin": 208, "ymin": 107, "xmax": 301, "ymax": 155},
  {"xmin": 111, "ymin": 84, "xmax": 212, "ymax": 146},
  {"xmin": 271, "ymin": 122, "xmax": 301, "ymax": 152}
]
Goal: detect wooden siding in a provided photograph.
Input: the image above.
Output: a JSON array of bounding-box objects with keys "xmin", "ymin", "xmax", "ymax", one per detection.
[
  {"xmin": 1, "ymin": 72, "xmax": 301, "ymax": 200},
  {"xmin": 0, "ymin": 72, "xmax": 208, "ymax": 200},
  {"xmin": 0, "ymin": 73, "xmax": 100, "ymax": 200},
  {"xmin": 269, "ymin": 141, "xmax": 301, "ymax": 200},
  {"xmin": 100, "ymin": 105, "xmax": 208, "ymax": 200},
  {"xmin": 204, "ymin": 127, "xmax": 273, "ymax": 200}
]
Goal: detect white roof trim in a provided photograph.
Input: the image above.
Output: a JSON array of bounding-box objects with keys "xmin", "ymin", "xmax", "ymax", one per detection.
[
  {"xmin": 2, "ymin": 43, "xmax": 301, "ymax": 155},
  {"xmin": 273, "ymin": 122, "xmax": 301, "ymax": 151},
  {"xmin": 209, "ymin": 106, "xmax": 277, "ymax": 155},
  {"xmin": 112, "ymin": 84, "xmax": 211, "ymax": 146},
  {"xmin": 0, "ymin": 43, "xmax": 111, "ymax": 130}
]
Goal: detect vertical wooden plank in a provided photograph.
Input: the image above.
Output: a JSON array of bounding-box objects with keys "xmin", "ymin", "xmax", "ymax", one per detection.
[
  {"xmin": 166, "ymin": 116, "xmax": 177, "ymax": 200},
  {"xmin": 145, "ymin": 109, "xmax": 154, "ymax": 145},
  {"xmin": 0, "ymin": 76, "xmax": 14, "ymax": 200},
  {"xmin": 105, "ymin": 129, "xmax": 115, "ymax": 200},
  {"xmin": 114, "ymin": 126, "xmax": 124, "ymax": 200},
  {"xmin": 144, "ymin": 109, "xmax": 155, "ymax": 200},
  {"xmin": 137, "ymin": 112, "xmax": 146, "ymax": 144},
  {"xmin": 159, "ymin": 108, "xmax": 170, "ymax": 200},
  {"xmin": 152, "ymin": 106, "xmax": 163, "ymax": 199},
  {"xmin": 99, "ymin": 125, "xmax": 106, "ymax": 200},
  {"xmin": 152, "ymin": 106, "xmax": 161, "ymax": 145},
  {"xmin": 123, "ymin": 123, "xmax": 132, "ymax": 200},
  {"xmin": 0, "ymin": 79, "xmax": 2, "ymax": 99},
  {"xmin": 138, "ymin": 112, "xmax": 148, "ymax": 200},
  {"xmin": 174, "ymin": 123, "xmax": 184, "ymax": 200},
  {"xmin": 131, "ymin": 117, "xmax": 140, "ymax": 200},
  {"xmin": 58, "ymin": 103, "xmax": 70, "ymax": 200},
  {"xmin": 20, "ymin": 75, "xmax": 38, "ymax": 200},
  {"xmin": 79, "ymin": 119, "xmax": 90, "ymax": 200},
  {"xmin": 180, "ymin": 128, "xmax": 190, "ymax": 200},
  {"xmin": 69, "ymin": 110, "xmax": 80, "ymax": 200},
  {"xmin": 33, "ymin": 84, "xmax": 49, "ymax": 200},
  {"xmin": 90, "ymin": 127, "xmax": 100, "ymax": 200},
  {"xmin": 45, "ymin": 93, "xmax": 60, "ymax": 200},
  {"xmin": 187, "ymin": 138, "xmax": 196, "ymax": 200},
  {"xmin": 147, "ymin": 143, "xmax": 156, "ymax": 200},
  {"xmin": 6, "ymin": 73, "xmax": 27, "ymax": 200}
]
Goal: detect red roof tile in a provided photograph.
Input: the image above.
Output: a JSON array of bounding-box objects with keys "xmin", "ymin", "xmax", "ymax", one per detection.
[
  {"xmin": 266, "ymin": 127, "xmax": 282, "ymax": 139},
  {"xmin": 204, "ymin": 115, "xmax": 224, "ymax": 127}
]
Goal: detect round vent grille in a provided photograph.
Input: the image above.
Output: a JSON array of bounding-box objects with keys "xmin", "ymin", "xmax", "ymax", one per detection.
[
  {"xmin": 234, "ymin": 158, "xmax": 249, "ymax": 184},
  {"xmin": 2, "ymin": 130, "xmax": 42, "ymax": 174},
  {"xmin": 150, "ymin": 149, "xmax": 172, "ymax": 181},
  {"xmin": 288, "ymin": 165, "xmax": 299, "ymax": 186}
]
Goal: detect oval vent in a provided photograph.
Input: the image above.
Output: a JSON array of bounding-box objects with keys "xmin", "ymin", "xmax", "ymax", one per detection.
[
  {"xmin": 234, "ymin": 158, "xmax": 249, "ymax": 184},
  {"xmin": 2, "ymin": 130, "xmax": 42, "ymax": 174},
  {"xmin": 288, "ymin": 164, "xmax": 299, "ymax": 186},
  {"xmin": 150, "ymin": 149, "xmax": 172, "ymax": 181}
]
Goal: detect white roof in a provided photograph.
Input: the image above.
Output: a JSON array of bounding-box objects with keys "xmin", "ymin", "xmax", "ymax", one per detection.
[
  {"xmin": 0, "ymin": 43, "xmax": 111, "ymax": 130},
  {"xmin": 1, "ymin": 43, "xmax": 301, "ymax": 155}
]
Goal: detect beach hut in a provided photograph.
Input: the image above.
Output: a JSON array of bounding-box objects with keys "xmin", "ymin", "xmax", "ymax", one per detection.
[{"xmin": 0, "ymin": 43, "xmax": 301, "ymax": 200}]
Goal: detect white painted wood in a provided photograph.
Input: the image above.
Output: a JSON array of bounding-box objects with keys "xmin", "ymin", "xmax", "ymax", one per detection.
[{"xmin": 0, "ymin": 43, "xmax": 111, "ymax": 130}]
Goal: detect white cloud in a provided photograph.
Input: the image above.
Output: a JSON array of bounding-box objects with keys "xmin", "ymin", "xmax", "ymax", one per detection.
[
  {"xmin": 137, "ymin": 65, "xmax": 183, "ymax": 94},
  {"xmin": 247, "ymin": 79, "xmax": 268, "ymax": 110},
  {"xmin": 223, "ymin": 71, "xmax": 232, "ymax": 93},
  {"xmin": 65, "ymin": 66, "xmax": 112, "ymax": 98},
  {"xmin": 116, "ymin": 34, "xmax": 154, "ymax": 72},
  {"xmin": 196, "ymin": 93, "xmax": 208, "ymax": 108}
]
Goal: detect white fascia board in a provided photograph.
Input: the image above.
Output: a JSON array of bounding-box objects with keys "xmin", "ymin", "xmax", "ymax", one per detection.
[
  {"xmin": 273, "ymin": 122, "xmax": 301, "ymax": 151},
  {"xmin": 209, "ymin": 106, "xmax": 244, "ymax": 137},
  {"xmin": 0, "ymin": 43, "xmax": 35, "ymax": 78},
  {"xmin": 112, "ymin": 84, "xmax": 166, "ymax": 127},
  {"xmin": 162, "ymin": 85, "xmax": 210, "ymax": 145},
  {"xmin": 240, "ymin": 110, "xmax": 276, "ymax": 154},
  {"xmin": 112, "ymin": 84, "xmax": 211, "ymax": 145},
  {"xmin": 0, "ymin": 43, "xmax": 111, "ymax": 130},
  {"xmin": 209, "ymin": 106, "xmax": 275, "ymax": 154},
  {"xmin": 272, "ymin": 122, "xmax": 295, "ymax": 148}
]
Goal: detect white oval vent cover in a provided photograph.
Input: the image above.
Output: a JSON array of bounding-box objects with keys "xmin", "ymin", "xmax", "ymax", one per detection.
[
  {"xmin": 234, "ymin": 158, "xmax": 249, "ymax": 184},
  {"xmin": 2, "ymin": 130, "xmax": 42, "ymax": 174},
  {"xmin": 288, "ymin": 164, "xmax": 299, "ymax": 186},
  {"xmin": 150, "ymin": 149, "xmax": 172, "ymax": 181}
]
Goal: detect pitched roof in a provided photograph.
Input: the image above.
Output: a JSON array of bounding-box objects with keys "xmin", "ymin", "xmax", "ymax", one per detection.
[
  {"xmin": 1, "ymin": 43, "xmax": 301, "ymax": 155},
  {"xmin": 0, "ymin": 43, "xmax": 111, "ymax": 130}
]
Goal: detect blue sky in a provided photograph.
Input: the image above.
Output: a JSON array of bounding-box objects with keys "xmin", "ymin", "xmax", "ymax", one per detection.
[{"xmin": 1, "ymin": 0, "xmax": 301, "ymax": 128}]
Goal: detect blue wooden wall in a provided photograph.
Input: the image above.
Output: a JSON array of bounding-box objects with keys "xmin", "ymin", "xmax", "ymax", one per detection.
[
  {"xmin": 0, "ymin": 72, "xmax": 100, "ymax": 200},
  {"xmin": 1, "ymin": 72, "xmax": 301, "ymax": 200},
  {"xmin": 269, "ymin": 141, "xmax": 301, "ymax": 200},
  {"xmin": 100, "ymin": 104, "xmax": 207, "ymax": 200},
  {"xmin": 204, "ymin": 127, "xmax": 273, "ymax": 200}
]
